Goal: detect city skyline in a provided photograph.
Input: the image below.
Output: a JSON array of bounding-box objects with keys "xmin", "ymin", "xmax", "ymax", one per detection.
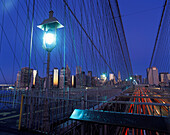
[
  {"xmin": 13, "ymin": 65, "xmax": 170, "ymax": 88},
  {"xmin": 15, "ymin": 65, "xmax": 122, "ymax": 89}
]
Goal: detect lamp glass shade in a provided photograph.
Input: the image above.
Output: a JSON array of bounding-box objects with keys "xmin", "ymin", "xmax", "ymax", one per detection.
[{"xmin": 43, "ymin": 30, "xmax": 56, "ymax": 52}]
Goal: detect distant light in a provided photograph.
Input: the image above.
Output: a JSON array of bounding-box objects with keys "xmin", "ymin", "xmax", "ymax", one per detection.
[
  {"xmin": 152, "ymin": 67, "xmax": 156, "ymax": 70},
  {"xmin": 125, "ymin": 79, "xmax": 128, "ymax": 81},
  {"xmin": 43, "ymin": 33, "xmax": 55, "ymax": 45},
  {"xmin": 130, "ymin": 77, "xmax": 132, "ymax": 80},
  {"xmin": 8, "ymin": 86, "xmax": 14, "ymax": 89}
]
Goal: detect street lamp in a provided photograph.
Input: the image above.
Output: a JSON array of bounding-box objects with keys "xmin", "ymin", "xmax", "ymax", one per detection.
[{"xmin": 37, "ymin": 10, "xmax": 64, "ymax": 90}]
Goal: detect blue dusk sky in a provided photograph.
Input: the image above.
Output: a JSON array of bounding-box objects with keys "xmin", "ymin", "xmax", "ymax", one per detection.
[
  {"xmin": 118, "ymin": 0, "xmax": 164, "ymax": 77},
  {"xmin": 0, "ymin": 0, "xmax": 165, "ymax": 83}
]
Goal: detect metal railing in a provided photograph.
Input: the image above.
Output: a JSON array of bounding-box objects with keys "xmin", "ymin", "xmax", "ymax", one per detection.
[
  {"xmin": 19, "ymin": 94, "xmax": 170, "ymax": 134},
  {"xmin": 16, "ymin": 87, "xmax": 123, "ymax": 133}
]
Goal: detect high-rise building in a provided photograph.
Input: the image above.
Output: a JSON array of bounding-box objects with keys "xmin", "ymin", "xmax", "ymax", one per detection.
[
  {"xmin": 109, "ymin": 73, "xmax": 116, "ymax": 85},
  {"xmin": 132, "ymin": 75, "xmax": 142, "ymax": 84},
  {"xmin": 75, "ymin": 73, "xmax": 81, "ymax": 88},
  {"xmin": 76, "ymin": 66, "xmax": 82, "ymax": 75},
  {"xmin": 59, "ymin": 65, "xmax": 71, "ymax": 89},
  {"xmin": 53, "ymin": 68, "xmax": 59, "ymax": 87},
  {"xmin": 117, "ymin": 71, "xmax": 122, "ymax": 83},
  {"xmin": 91, "ymin": 77, "xmax": 98, "ymax": 87},
  {"xmin": 81, "ymin": 71, "xmax": 86, "ymax": 86},
  {"xmin": 147, "ymin": 67, "xmax": 159, "ymax": 86},
  {"xmin": 101, "ymin": 73, "xmax": 107, "ymax": 81},
  {"xmin": 143, "ymin": 78, "xmax": 147, "ymax": 84},
  {"xmin": 39, "ymin": 77, "xmax": 45, "ymax": 89},
  {"xmin": 109, "ymin": 73, "xmax": 114, "ymax": 80},
  {"xmin": 100, "ymin": 73, "xmax": 107, "ymax": 85},
  {"xmin": 16, "ymin": 71, "xmax": 21, "ymax": 88},
  {"xmin": 49, "ymin": 74, "xmax": 53, "ymax": 89},
  {"xmin": 65, "ymin": 64, "xmax": 71, "ymax": 87},
  {"xmin": 59, "ymin": 67, "xmax": 65, "ymax": 89},
  {"xmin": 20, "ymin": 67, "xmax": 33, "ymax": 88},
  {"xmin": 159, "ymin": 72, "xmax": 169, "ymax": 84},
  {"xmin": 71, "ymin": 75, "xmax": 75, "ymax": 87},
  {"xmin": 76, "ymin": 71, "xmax": 86, "ymax": 88},
  {"xmin": 75, "ymin": 66, "xmax": 82, "ymax": 88},
  {"xmin": 33, "ymin": 70, "xmax": 37, "ymax": 86},
  {"xmin": 167, "ymin": 74, "xmax": 170, "ymax": 81},
  {"xmin": 87, "ymin": 71, "xmax": 92, "ymax": 87}
]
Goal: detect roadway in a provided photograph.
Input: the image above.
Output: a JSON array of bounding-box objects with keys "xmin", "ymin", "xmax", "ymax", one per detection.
[{"xmin": 119, "ymin": 86, "xmax": 169, "ymax": 135}]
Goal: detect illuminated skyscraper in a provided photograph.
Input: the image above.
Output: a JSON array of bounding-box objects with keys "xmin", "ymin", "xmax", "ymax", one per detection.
[
  {"xmin": 159, "ymin": 72, "xmax": 169, "ymax": 85},
  {"xmin": 71, "ymin": 75, "xmax": 75, "ymax": 87},
  {"xmin": 100, "ymin": 73, "xmax": 107, "ymax": 85},
  {"xmin": 147, "ymin": 67, "xmax": 159, "ymax": 85},
  {"xmin": 33, "ymin": 70, "xmax": 37, "ymax": 86},
  {"xmin": 101, "ymin": 74, "xmax": 107, "ymax": 82},
  {"xmin": 109, "ymin": 73, "xmax": 114, "ymax": 80},
  {"xmin": 109, "ymin": 73, "xmax": 116, "ymax": 84},
  {"xmin": 53, "ymin": 68, "xmax": 59, "ymax": 87}
]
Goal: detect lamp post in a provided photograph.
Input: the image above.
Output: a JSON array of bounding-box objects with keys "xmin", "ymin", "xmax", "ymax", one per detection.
[
  {"xmin": 37, "ymin": 10, "xmax": 64, "ymax": 132},
  {"xmin": 37, "ymin": 10, "xmax": 64, "ymax": 92}
]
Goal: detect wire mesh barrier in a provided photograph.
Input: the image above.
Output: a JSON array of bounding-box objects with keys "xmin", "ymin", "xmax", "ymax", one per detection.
[
  {"xmin": 0, "ymin": 89, "xmax": 27, "ymax": 109},
  {"xmin": 17, "ymin": 87, "xmax": 170, "ymax": 134},
  {"xmin": 18, "ymin": 87, "xmax": 122, "ymax": 133},
  {"xmin": 0, "ymin": 86, "xmax": 124, "ymax": 110}
]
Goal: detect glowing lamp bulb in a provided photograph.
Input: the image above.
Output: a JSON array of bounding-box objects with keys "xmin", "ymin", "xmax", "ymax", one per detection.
[{"xmin": 43, "ymin": 33, "xmax": 55, "ymax": 45}]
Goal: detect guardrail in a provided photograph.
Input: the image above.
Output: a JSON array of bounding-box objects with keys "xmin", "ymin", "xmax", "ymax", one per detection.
[
  {"xmin": 0, "ymin": 87, "xmax": 122, "ymax": 109},
  {"xmin": 18, "ymin": 87, "xmax": 123, "ymax": 134},
  {"xmin": 19, "ymin": 94, "xmax": 170, "ymax": 134}
]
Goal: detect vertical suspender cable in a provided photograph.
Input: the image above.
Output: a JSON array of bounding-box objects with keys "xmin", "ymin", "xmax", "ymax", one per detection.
[
  {"xmin": 108, "ymin": 0, "xmax": 129, "ymax": 78},
  {"xmin": 0, "ymin": 0, "xmax": 5, "ymax": 54},
  {"xmin": 115, "ymin": 0, "xmax": 133, "ymax": 77},
  {"xmin": 63, "ymin": 0, "xmax": 66, "ymax": 98},
  {"xmin": 63, "ymin": 0, "xmax": 118, "ymax": 80},
  {"xmin": 28, "ymin": 0, "xmax": 35, "ymax": 89},
  {"xmin": 12, "ymin": 0, "xmax": 19, "ymax": 83},
  {"xmin": 149, "ymin": 0, "xmax": 167, "ymax": 68}
]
